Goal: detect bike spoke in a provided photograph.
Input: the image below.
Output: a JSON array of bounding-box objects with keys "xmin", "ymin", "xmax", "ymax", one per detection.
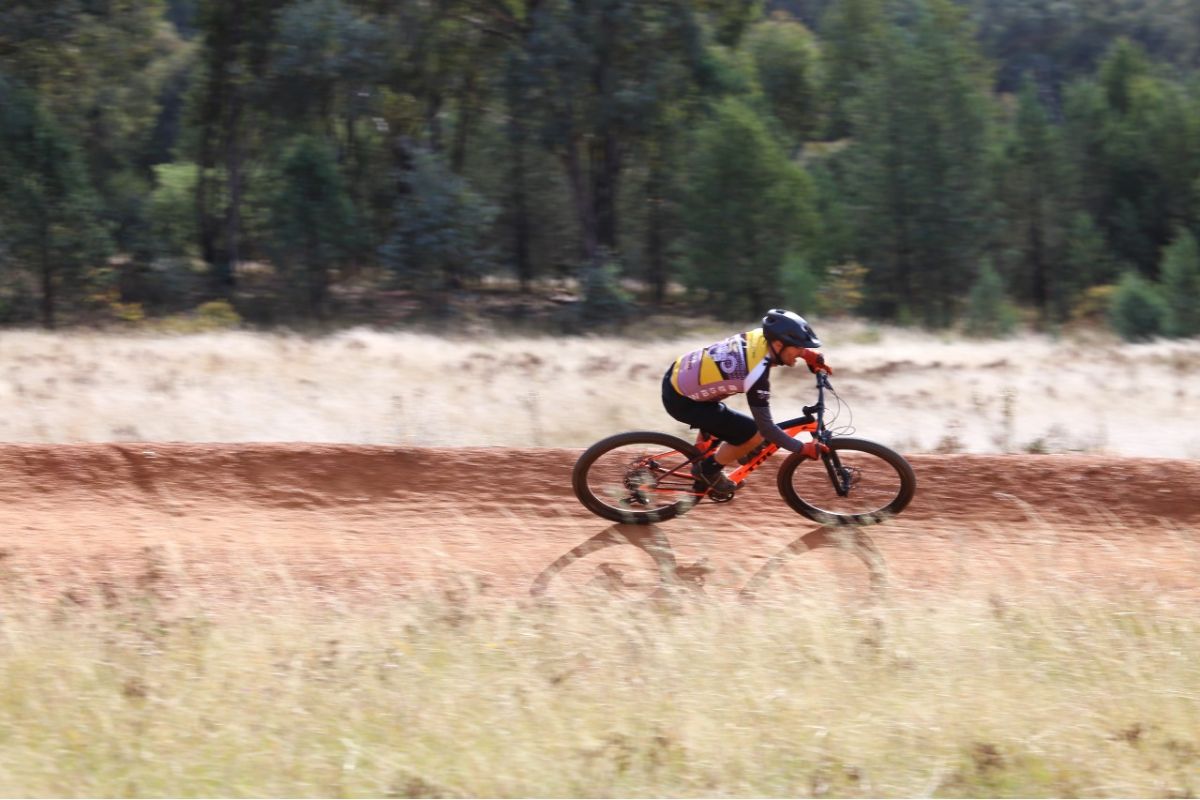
[
  {"xmin": 586, "ymin": 446, "xmax": 695, "ymax": 515},
  {"xmin": 786, "ymin": 447, "xmax": 906, "ymax": 518}
]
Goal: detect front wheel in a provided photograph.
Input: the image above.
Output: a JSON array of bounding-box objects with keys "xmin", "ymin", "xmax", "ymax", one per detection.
[
  {"xmin": 777, "ymin": 437, "xmax": 916, "ymax": 526},
  {"xmin": 573, "ymin": 431, "xmax": 703, "ymax": 524}
]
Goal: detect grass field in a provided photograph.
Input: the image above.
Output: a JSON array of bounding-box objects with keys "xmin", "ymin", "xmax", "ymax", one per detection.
[
  {"xmin": 1, "ymin": 568, "xmax": 1198, "ymax": 797},
  {"xmin": 0, "ymin": 320, "xmax": 1197, "ymax": 455}
]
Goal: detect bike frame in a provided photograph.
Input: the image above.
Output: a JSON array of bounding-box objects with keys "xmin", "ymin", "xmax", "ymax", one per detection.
[
  {"xmin": 693, "ymin": 417, "xmax": 817, "ymax": 486},
  {"xmin": 656, "ymin": 372, "xmax": 837, "ymax": 497}
]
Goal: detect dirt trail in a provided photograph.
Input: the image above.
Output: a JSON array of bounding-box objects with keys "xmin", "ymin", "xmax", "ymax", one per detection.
[{"xmin": 0, "ymin": 444, "xmax": 1196, "ymax": 602}]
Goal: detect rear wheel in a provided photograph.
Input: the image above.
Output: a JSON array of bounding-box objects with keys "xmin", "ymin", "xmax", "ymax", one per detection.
[
  {"xmin": 777, "ymin": 437, "xmax": 915, "ymax": 525},
  {"xmin": 573, "ymin": 432, "xmax": 703, "ymax": 524}
]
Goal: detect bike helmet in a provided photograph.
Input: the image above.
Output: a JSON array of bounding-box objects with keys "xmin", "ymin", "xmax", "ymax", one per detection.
[{"xmin": 761, "ymin": 309, "xmax": 821, "ymax": 348}]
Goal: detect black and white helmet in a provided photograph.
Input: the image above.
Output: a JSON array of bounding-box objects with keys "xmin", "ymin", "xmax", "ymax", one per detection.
[{"xmin": 761, "ymin": 309, "xmax": 821, "ymax": 348}]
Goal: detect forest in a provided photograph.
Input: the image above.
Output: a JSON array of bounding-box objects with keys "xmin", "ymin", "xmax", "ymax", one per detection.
[{"xmin": 1, "ymin": 0, "xmax": 1199, "ymax": 338}]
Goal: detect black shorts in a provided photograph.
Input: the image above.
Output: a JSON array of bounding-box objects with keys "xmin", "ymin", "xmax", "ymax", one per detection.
[{"xmin": 661, "ymin": 368, "xmax": 758, "ymax": 446}]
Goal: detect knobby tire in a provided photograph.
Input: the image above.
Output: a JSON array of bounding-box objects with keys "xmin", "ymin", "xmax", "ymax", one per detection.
[
  {"xmin": 573, "ymin": 431, "xmax": 702, "ymax": 525},
  {"xmin": 776, "ymin": 437, "xmax": 916, "ymax": 526}
]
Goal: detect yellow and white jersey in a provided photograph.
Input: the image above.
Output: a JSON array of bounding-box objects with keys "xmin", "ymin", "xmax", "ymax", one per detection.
[{"xmin": 669, "ymin": 328, "xmax": 773, "ymax": 404}]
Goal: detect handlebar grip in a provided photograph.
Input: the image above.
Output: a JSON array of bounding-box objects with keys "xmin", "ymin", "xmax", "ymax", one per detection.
[{"xmin": 802, "ymin": 404, "xmax": 820, "ymax": 416}]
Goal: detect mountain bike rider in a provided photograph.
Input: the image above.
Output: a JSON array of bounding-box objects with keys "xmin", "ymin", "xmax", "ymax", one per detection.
[{"xmin": 662, "ymin": 309, "xmax": 833, "ymax": 494}]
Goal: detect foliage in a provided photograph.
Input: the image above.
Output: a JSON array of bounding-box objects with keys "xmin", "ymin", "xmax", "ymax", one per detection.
[
  {"xmin": 683, "ymin": 97, "xmax": 817, "ymax": 317},
  {"xmin": 571, "ymin": 258, "xmax": 633, "ymax": 332},
  {"xmin": 994, "ymin": 79, "xmax": 1071, "ymax": 320},
  {"xmin": 1109, "ymin": 271, "xmax": 1166, "ymax": 342},
  {"xmin": 1061, "ymin": 212, "xmax": 1115, "ymax": 298},
  {"xmin": 0, "ymin": 1, "xmax": 191, "ymax": 237},
  {"xmin": 0, "ymin": 0, "xmax": 1199, "ymax": 329},
  {"xmin": 267, "ymin": 135, "xmax": 358, "ymax": 315},
  {"xmin": 817, "ymin": 0, "xmax": 886, "ymax": 138},
  {"xmin": 267, "ymin": 0, "xmax": 383, "ymax": 127},
  {"xmin": 143, "ymin": 163, "xmax": 200, "ymax": 260},
  {"xmin": 964, "ymin": 262, "xmax": 1018, "ymax": 337},
  {"xmin": 194, "ymin": 298, "xmax": 241, "ymax": 329},
  {"xmin": 1070, "ymin": 284, "xmax": 1116, "ymax": 325},
  {"xmin": 821, "ymin": 260, "xmax": 868, "ymax": 318},
  {"xmin": 842, "ymin": 0, "xmax": 993, "ymax": 326},
  {"xmin": 1064, "ymin": 40, "xmax": 1200, "ymax": 279},
  {"xmin": 745, "ymin": 13, "xmax": 824, "ymax": 143},
  {"xmin": 780, "ymin": 253, "xmax": 822, "ymax": 315},
  {"xmin": 1160, "ymin": 229, "xmax": 1200, "ymax": 338},
  {"xmin": 0, "ymin": 76, "xmax": 113, "ymax": 328},
  {"xmin": 380, "ymin": 149, "xmax": 496, "ymax": 294}
]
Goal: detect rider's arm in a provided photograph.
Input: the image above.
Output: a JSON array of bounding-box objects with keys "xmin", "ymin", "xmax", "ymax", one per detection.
[{"xmin": 747, "ymin": 371, "xmax": 806, "ymax": 453}]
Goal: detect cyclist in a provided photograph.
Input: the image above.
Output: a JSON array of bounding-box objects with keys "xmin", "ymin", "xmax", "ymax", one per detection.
[{"xmin": 662, "ymin": 309, "xmax": 832, "ymax": 493}]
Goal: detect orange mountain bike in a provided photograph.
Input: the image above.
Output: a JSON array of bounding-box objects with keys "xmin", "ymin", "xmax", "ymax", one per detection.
[{"xmin": 572, "ymin": 372, "xmax": 916, "ymax": 526}]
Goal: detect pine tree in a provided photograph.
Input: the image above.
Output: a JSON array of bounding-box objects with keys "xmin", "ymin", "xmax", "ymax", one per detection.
[
  {"xmin": 0, "ymin": 78, "xmax": 112, "ymax": 328},
  {"xmin": 682, "ymin": 98, "xmax": 818, "ymax": 317},
  {"xmin": 268, "ymin": 135, "xmax": 358, "ymax": 316},
  {"xmin": 819, "ymin": 0, "xmax": 887, "ymax": 139},
  {"xmin": 1065, "ymin": 39, "xmax": 1200, "ymax": 278},
  {"xmin": 1109, "ymin": 270, "xmax": 1165, "ymax": 341},
  {"xmin": 746, "ymin": 14, "xmax": 824, "ymax": 144},
  {"xmin": 964, "ymin": 261, "xmax": 1018, "ymax": 337},
  {"xmin": 843, "ymin": 0, "xmax": 993, "ymax": 325},
  {"xmin": 995, "ymin": 78, "xmax": 1070, "ymax": 321},
  {"xmin": 380, "ymin": 149, "xmax": 496, "ymax": 302}
]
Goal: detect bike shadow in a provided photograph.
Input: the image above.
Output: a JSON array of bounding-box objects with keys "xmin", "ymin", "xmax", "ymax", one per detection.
[
  {"xmin": 737, "ymin": 526, "xmax": 887, "ymax": 600},
  {"xmin": 529, "ymin": 524, "xmax": 707, "ymax": 600},
  {"xmin": 530, "ymin": 523, "xmax": 886, "ymax": 600}
]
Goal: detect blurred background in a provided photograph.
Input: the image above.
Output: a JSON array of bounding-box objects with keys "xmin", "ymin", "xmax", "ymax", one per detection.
[
  {"xmin": 2, "ymin": 11, "xmax": 1200, "ymax": 796},
  {"xmin": 0, "ymin": 0, "xmax": 1197, "ymax": 339}
]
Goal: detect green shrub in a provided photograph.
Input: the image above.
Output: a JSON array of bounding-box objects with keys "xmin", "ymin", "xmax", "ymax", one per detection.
[
  {"xmin": 561, "ymin": 259, "xmax": 632, "ymax": 332},
  {"xmin": 964, "ymin": 263, "xmax": 1018, "ymax": 337},
  {"xmin": 1161, "ymin": 229, "xmax": 1200, "ymax": 338},
  {"xmin": 1109, "ymin": 271, "xmax": 1166, "ymax": 341},
  {"xmin": 196, "ymin": 300, "xmax": 242, "ymax": 329},
  {"xmin": 154, "ymin": 300, "xmax": 242, "ymax": 333},
  {"xmin": 780, "ymin": 253, "xmax": 821, "ymax": 314}
]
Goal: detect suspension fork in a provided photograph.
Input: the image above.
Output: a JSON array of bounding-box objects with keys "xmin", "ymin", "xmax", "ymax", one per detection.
[{"xmin": 814, "ymin": 373, "xmax": 851, "ymax": 496}]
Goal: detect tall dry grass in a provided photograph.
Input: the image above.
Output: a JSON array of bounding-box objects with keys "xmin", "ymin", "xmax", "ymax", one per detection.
[
  {"xmin": 0, "ymin": 321, "xmax": 1197, "ymax": 454},
  {"xmin": 0, "ymin": 566, "xmax": 1197, "ymax": 797}
]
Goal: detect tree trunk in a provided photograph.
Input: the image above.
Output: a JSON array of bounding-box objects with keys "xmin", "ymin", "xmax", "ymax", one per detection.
[
  {"xmin": 563, "ymin": 136, "xmax": 599, "ymax": 268},
  {"xmin": 196, "ymin": 174, "xmax": 218, "ymax": 269},
  {"xmin": 1028, "ymin": 182, "xmax": 1048, "ymax": 320},
  {"xmin": 511, "ymin": 128, "xmax": 533, "ymax": 290},
  {"xmin": 196, "ymin": 88, "xmax": 219, "ymax": 271},
  {"xmin": 307, "ymin": 258, "xmax": 328, "ymax": 318},
  {"xmin": 591, "ymin": 10, "xmax": 620, "ymax": 254},
  {"xmin": 591, "ymin": 132, "xmax": 620, "ymax": 253},
  {"xmin": 451, "ymin": 70, "xmax": 477, "ymax": 175},
  {"xmin": 427, "ymin": 92, "xmax": 444, "ymax": 154},
  {"xmin": 215, "ymin": 87, "xmax": 243, "ymax": 294}
]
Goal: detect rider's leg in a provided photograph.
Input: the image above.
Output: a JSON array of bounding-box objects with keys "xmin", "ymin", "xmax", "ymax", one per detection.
[
  {"xmin": 715, "ymin": 433, "xmax": 763, "ymax": 465},
  {"xmin": 662, "ymin": 371, "xmax": 756, "ymax": 491}
]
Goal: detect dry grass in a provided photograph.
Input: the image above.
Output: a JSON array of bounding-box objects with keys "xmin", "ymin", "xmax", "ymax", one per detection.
[
  {"xmin": 0, "ymin": 562, "xmax": 1198, "ymax": 798},
  {"xmin": 0, "ymin": 321, "xmax": 1197, "ymax": 455}
]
